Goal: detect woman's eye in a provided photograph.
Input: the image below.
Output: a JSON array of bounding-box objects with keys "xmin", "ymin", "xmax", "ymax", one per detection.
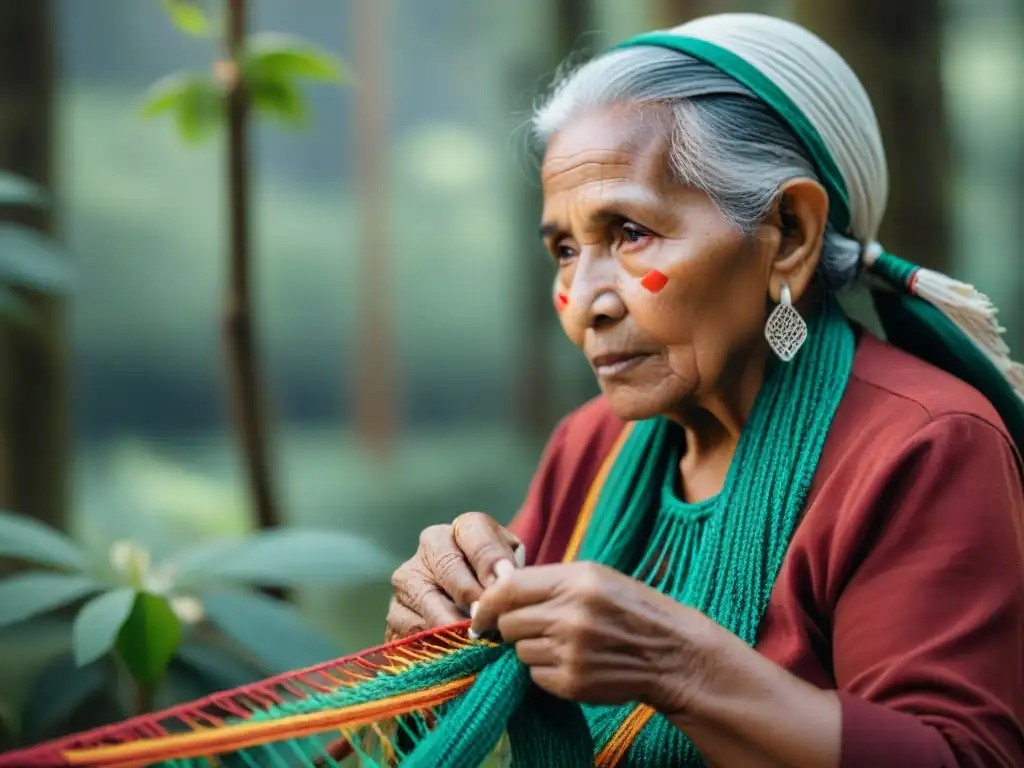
[
  {"xmin": 619, "ymin": 222, "xmax": 653, "ymax": 249},
  {"xmin": 555, "ymin": 243, "xmax": 577, "ymax": 263}
]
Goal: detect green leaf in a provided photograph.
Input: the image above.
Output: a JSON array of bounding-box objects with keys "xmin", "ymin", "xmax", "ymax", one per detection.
[
  {"xmin": 20, "ymin": 652, "xmax": 112, "ymax": 739},
  {"xmin": 167, "ymin": 537, "xmax": 242, "ymax": 577},
  {"xmin": 140, "ymin": 73, "xmax": 200, "ymax": 118},
  {"xmin": 0, "ymin": 225, "xmax": 75, "ymax": 295},
  {"xmin": 72, "ymin": 588, "xmax": 136, "ymax": 667},
  {"xmin": 249, "ymin": 75, "xmax": 308, "ymax": 126},
  {"xmin": 0, "ymin": 284, "xmax": 34, "ymax": 327},
  {"xmin": 0, "ymin": 510, "xmax": 89, "ymax": 571},
  {"xmin": 0, "ymin": 171, "xmax": 48, "ymax": 208},
  {"xmin": 0, "ymin": 572, "xmax": 105, "ymax": 627},
  {"xmin": 176, "ymin": 529, "xmax": 394, "ymax": 589},
  {"xmin": 202, "ymin": 591, "xmax": 339, "ymax": 673},
  {"xmin": 160, "ymin": 0, "xmax": 209, "ymax": 36},
  {"xmin": 244, "ymin": 33, "xmax": 346, "ymax": 83},
  {"xmin": 114, "ymin": 592, "xmax": 181, "ymax": 689},
  {"xmin": 140, "ymin": 73, "xmax": 223, "ymax": 144},
  {"xmin": 175, "ymin": 84, "xmax": 224, "ymax": 144}
]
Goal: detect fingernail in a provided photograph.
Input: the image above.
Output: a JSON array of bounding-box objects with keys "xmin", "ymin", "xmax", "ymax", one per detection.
[
  {"xmin": 468, "ymin": 627, "xmax": 480, "ymax": 640},
  {"xmin": 493, "ymin": 560, "xmax": 515, "ymax": 581},
  {"xmin": 470, "ymin": 601, "xmax": 478, "ymax": 618},
  {"xmin": 513, "ymin": 544, "xmax": 526, "ymax": 569}
]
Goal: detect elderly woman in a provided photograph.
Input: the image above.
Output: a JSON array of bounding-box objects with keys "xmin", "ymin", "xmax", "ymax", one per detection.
[{"xmin": 387, "ymin": 13, "xmax": 1024, "ymax": 768}]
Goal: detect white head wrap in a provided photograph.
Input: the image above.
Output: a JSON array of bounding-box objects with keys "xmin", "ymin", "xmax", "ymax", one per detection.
[{"xmin": 669, "ymin": 14, "xmax": 888, "ymax": 244}]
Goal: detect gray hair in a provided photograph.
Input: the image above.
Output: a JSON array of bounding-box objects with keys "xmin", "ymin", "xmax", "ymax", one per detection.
[{"xmin": 532, "ymin": 48, "xmax": 862, "ymax": 291}]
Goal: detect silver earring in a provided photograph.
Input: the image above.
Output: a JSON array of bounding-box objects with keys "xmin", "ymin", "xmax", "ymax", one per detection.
[{"xmin": 764, "ymin": 282, "xmax": 807, "ymax": 362}]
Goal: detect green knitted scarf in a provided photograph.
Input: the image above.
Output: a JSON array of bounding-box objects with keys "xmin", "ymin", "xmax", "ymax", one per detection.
[{"xmin": 395, "ymin": 293, "xmax": 855, "ymax": 767}]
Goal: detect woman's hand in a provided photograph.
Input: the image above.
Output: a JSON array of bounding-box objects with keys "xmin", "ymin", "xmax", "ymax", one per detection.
[
  {"xmin": 386, "ymin": 512, "xmax": 523, "ymax": 640},
  {"xmin": 470, "ymin": 561, "xmax": 724, "ymax": 713}
]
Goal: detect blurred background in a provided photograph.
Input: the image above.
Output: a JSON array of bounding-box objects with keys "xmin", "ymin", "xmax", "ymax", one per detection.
[{"xmin": 0, "ymin": 0, "xmax": 1021, "ymax": 753}]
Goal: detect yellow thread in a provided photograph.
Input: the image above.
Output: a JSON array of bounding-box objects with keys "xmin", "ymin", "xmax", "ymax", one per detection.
[
  {"xmin": 61, "ymin": 678, "xmax": 477, "ymax": 766},
  {"xmin": 595, "ymin": 704, "xmax": 655, "ymax": 767},
  {"xmin": 371, "ymin": 721, "xmax": 397, "ymax": 763}
]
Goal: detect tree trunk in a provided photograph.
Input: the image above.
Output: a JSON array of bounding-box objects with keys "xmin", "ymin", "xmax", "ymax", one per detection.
[
  {"xmin": 793, "ymin": 0, "xmax": 951, "ymax": 273},
  {"xmin": 351, "ymin": 0, "xmax": 395, "ymax": 458},
  {"xmin": 0, "ymin": 0, "xmax": 67, "ymax": 534},
  {"xmin": 222, "ymin": 0, "xmax": 282, "ymax": 532}
]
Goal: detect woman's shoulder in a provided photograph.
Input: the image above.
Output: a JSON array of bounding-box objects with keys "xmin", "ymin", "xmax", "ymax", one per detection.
[
  {"xmin": 839, "ymin": 330, "xmax": 1015, "ymax": 448},
  {"xmin": 809, "ymin": 331, "xmax": 1023, "ymax": 527}
]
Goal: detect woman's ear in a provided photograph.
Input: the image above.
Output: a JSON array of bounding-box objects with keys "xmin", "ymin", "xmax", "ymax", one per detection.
[{"xmin": 766, "ymin": 177, "xmax": 829, "ymax": 305}]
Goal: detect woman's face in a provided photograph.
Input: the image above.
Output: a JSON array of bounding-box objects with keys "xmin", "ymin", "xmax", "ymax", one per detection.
[{"xmin": 540, "ymin": 104, "xmax": 783, "ymax": 422}]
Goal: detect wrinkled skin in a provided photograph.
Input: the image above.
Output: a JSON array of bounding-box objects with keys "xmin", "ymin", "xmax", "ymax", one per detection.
[
  {"xmin": 385, "ymin": 103, "xmax": 828, "ymax": 710},
  {"xmin": 386, "ymin": 511, "xmax": 520, "ymax": 640}
]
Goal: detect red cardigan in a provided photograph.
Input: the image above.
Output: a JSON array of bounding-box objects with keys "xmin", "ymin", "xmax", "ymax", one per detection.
[{"xmin": 509, "ymin": 332, "xmax": 1024, "ymax": 768}]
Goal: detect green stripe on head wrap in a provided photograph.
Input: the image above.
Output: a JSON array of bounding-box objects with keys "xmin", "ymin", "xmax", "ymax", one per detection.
[{"xmin": 614, "ymin": 32, "xmax": 852, "ymax": 235}]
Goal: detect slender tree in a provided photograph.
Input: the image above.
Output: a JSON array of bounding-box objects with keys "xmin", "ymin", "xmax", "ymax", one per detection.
[
  {"xmin": 220, "ymin": 0, "xmax": 280, "ymax": 531},
  {"xmin": 143, "ymin": 0, "xmax": 346, "ymax": 534}
]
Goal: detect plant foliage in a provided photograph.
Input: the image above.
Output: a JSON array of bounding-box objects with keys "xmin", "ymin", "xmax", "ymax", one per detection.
[
  {"xmin": 141, "ymin": 4, "xmax": 346, "ymax": 142},
  {"xmin": 0, "ymin": 171, "xmax": 75, "ymax": 326},
  {"xmin": 0, "ymin": 510, "xmax": 394, "ymax": 745}
]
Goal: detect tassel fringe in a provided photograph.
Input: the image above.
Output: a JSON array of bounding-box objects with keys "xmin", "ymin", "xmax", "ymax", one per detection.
[
  {"xmin": 863, "ymin": 241, "xmax": 1024, "ymax": 404},
  {"xmin": 910, "ymin": 268, "xmax": 1024, "ymax": 401}
]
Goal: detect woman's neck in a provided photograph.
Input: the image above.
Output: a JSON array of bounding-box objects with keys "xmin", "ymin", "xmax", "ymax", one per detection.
[{"xmin": 667, "ymin": 341, "xmax": 771, "ymax": 503}]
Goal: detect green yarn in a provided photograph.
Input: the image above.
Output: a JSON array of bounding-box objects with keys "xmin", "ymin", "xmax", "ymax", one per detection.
[
  {"xmin": 160, "ymin": 644, "xmax": 506, "ymax": 768},
  {"xmin": 573, "ymin": 294, "xmax": 854, "ymax": 764}
]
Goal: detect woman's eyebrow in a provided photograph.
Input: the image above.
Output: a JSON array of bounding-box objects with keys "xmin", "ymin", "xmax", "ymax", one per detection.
[{"xmin": 539, "ymin": 194, "xmax": 666, "ymax": 241}]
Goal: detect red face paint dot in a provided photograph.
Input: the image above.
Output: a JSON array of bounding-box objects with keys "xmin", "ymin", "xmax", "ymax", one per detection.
[
  {"xmin": 555, "ymin": 292, "xmax": 569, "ymax": 311},
  {"xmin": 640, "ymin": 269, "xmax": 669, "ymax": 293}
]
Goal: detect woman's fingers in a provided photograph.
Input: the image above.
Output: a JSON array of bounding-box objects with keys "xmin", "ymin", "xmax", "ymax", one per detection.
[
  {"xmin": 385, "ymin": 598, "xmax": 426, "ymax": 640},
  {"xmin": 451, "ymin": 512, "xmax": 522, "ymax": 587},
  {"xmin": 387, "ymin": 512, "xmax": 524, "ymax": 639},
  {"xmin": 419, "ymin": 524, "xmax": 484, "ymax": 608},
  {"xmin": 471, "ymin": 564, "xmax": 561, "ymax": 635},
  {"xmin": 391, "ymin": 559, "xmax": 465, "ymax": 628}
]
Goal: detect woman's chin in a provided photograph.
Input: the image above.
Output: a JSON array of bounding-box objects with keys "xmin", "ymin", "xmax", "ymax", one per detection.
[{"xmin": 602, "ymin": 385, "xmax": 677, "ymax": 423}]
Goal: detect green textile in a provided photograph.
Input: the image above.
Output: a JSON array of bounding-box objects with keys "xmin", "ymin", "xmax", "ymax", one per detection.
[{"xmin": 571, "ymin": 295, "xmax": 854, "ymax": 764}]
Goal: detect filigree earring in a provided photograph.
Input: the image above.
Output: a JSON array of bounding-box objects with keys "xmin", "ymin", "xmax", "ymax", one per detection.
[{"xmin": 764, "ymin": 282, "xmax": 807, "ymax": 362}]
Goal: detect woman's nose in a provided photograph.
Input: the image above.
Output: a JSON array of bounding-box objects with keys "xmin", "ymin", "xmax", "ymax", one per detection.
[
  {"xmin": 585, "ymin": 288, "xmax": 627, "ymax": 327},
  {"xmin": 570, "ymin": 250, "xmax": 626, "ymax": 327}
]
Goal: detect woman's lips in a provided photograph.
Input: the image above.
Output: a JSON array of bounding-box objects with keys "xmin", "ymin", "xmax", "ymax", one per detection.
[{"xmin": 591, "ymin": 353, "xmax": 651, "ymax": 378}]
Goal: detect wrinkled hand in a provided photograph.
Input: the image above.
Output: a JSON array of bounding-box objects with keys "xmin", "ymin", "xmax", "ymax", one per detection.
[
  {"xmin": 471, "ymin": 562, "xmax": 722, "ymax": 714},
  {"xmin": 386, "ymin": 512, "xmax": 522, "ymax": 640}
]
